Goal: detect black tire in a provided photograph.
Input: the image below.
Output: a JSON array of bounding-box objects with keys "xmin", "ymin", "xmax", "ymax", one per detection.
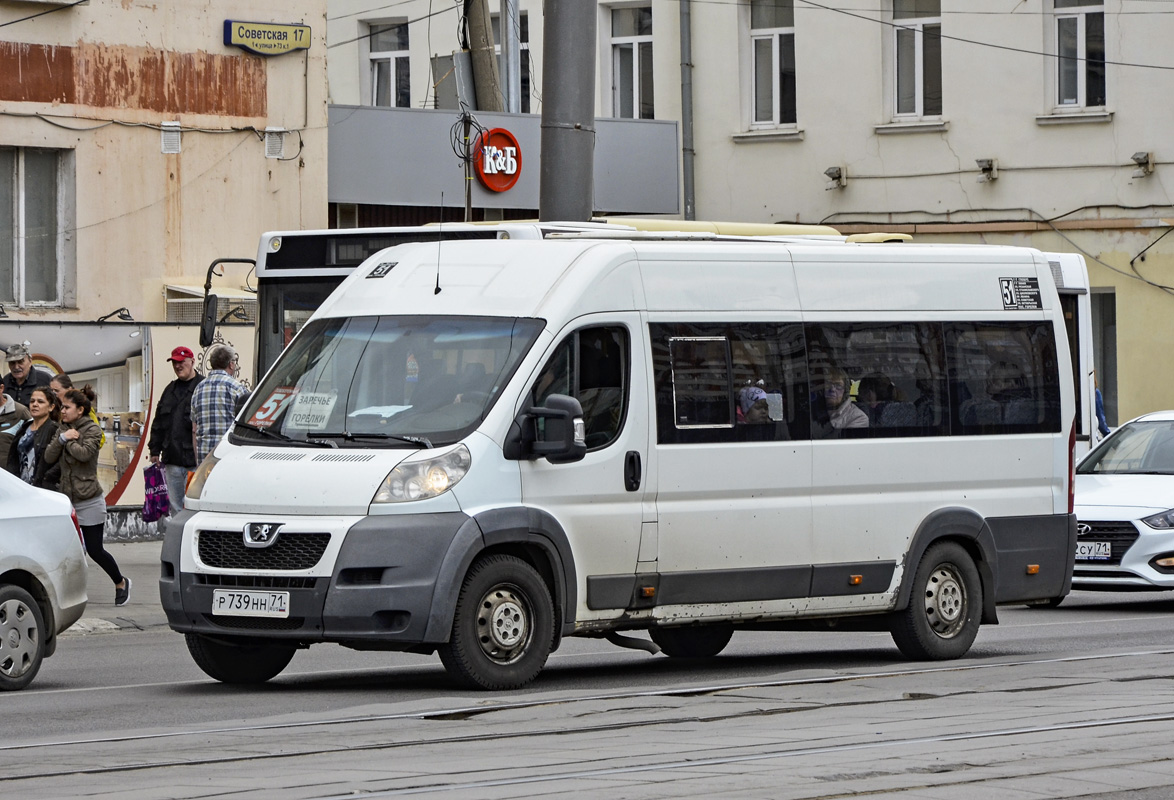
[
  {"xmin": 0, "ymin": 585, "xmax": 46, "ymax": 691},
  {"xmin": 185, "ymin": 633, "xmax": 296, "ymax": 684},
  {"xmin": 438, "ymin": 554, "xmax": 555, "ymax": 690},
  {"xmin": 650, "ymin": 624, "xmax": 734, "ymax": 658},
  {"xmin": 891, "ymin": 541, "xmax": 982, "ymax": 660},
  {"xmin": 1026, "ymin": 595, "xmax": 1065, "ymax": 609}
]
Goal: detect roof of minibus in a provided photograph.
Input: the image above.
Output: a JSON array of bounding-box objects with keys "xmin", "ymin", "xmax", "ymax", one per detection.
[{"xmin": 310, "ymin": 238, "xmax": 1050, "ymax": 325}]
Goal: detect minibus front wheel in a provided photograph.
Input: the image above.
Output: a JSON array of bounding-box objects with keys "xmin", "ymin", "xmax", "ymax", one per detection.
[
  {"xmin": 438, "ymin": 554, "xmax": 555, "ymax": 690},
  {"xmin": 890, "ymin": 541, "xmax": 982, "ymax": 660}
]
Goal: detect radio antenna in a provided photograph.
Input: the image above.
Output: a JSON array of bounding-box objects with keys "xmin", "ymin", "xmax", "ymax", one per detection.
[{"xmin": 435, "ymin": 192, "xmax": 443, "ymax": 295}]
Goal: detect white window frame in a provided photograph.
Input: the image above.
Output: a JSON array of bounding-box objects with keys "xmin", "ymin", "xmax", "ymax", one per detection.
[
  {"xmin": 1, "ymin": 147, "xmax": 67, "ymax": 308},
  {"xmin": 892, "ymin": 9, "xmax": 941, "ymax": 119},
  {"xmin": 1054, "ymin": 1, "xmax": 1105, "ymax": 109},
  {"xmin": 368, "ymin": 21, "xmax": 410, "ymax": 109},
  {"xmin": 750, "ymin": 14, "xmax": 796, "ymax": 128},
  {"xmin": 609, "ymin": 6, "xmax": 654, "ymax": 119}
]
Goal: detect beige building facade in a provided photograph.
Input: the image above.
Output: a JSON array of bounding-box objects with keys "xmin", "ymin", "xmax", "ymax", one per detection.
[
  {"xmin": 1, "ymin": 0, "xmax": 328, "ymax": 323},
  {"xmin": 330, "ymin": 0, "xmax": 1167, "ymax": 423}
]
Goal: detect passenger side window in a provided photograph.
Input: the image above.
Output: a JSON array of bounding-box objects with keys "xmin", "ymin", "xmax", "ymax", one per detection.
[
  {"xmin": 651, "ymin": 322, "xmax": 808, "ymax": 444},
  {"xmin": 945, "ymin": 322, "xmax": 1062, "ymax": 434},
  {"xmin": 532, "ymin": 326, "xmax": 629, "ymax": 450},
  {"xmin": 805, "ymin": 323, "xmax": 949, "ymax": 439}
]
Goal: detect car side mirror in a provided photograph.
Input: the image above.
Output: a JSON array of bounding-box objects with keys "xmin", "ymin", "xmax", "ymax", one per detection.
[
  {"xmin": 199, "ymin": 293, "xmax": 218, "ymax": 348},
  {"xmin": 503, "ymin": 393, "xmax": 587, "ymax": 464}
]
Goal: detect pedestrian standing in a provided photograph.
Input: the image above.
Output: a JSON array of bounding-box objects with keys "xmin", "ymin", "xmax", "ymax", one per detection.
[
  {"xmin": 2, "ymin": 343, "xmax": 55, "ymax": 407},
  {"xmin": 147, "ymin": 346, "xmax": 204, "ymax": 514},
  {"xmin": 0, "ymin": 377, "xmax": 32, "ymax": 467},
  {"xmin": 5, "ymin": 385, "xmax": 62, "ymax": 490},
  {"xmin": 191, "ymin": 345, "xmax": 249, "ymax": 464},
  {"xmin": 45, "ymin": 384, "xmax": 130, "ymax": 606}
]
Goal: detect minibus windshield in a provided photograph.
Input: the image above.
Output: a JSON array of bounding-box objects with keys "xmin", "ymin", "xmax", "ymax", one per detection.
[{"xmin": 234, "ymin": 315, "xmax": 545, "ymax": 448}]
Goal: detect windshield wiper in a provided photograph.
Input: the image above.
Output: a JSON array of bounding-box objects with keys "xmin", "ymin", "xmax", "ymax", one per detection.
[
  {"xmin": 234, "ymin": 420, "xmax": 332, "ymax": 448},
  {"xmin": 315, "ymin": 431, "xmax": 432, "ymax": 449}
]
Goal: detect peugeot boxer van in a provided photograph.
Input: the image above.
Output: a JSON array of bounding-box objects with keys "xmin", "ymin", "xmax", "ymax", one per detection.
[{"xmin": 161, "ymin": 237, "xmax": 1076, "ymax": 689}]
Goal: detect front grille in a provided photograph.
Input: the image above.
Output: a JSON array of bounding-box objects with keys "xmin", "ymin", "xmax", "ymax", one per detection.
[
  {"xmin": 197, "ymin": 530, "xmax": 331, "ymax": 571},
  {"xmin": 195, "ymin": 574, "xmax": 319, "ymax": 590},
  {"xmin": 1076, "ymin": 521, "xmax": 1139, "ymax": 565},
  {"xmin": 203, "ymin": 614, "xmax": 306, "ymax": 631}
]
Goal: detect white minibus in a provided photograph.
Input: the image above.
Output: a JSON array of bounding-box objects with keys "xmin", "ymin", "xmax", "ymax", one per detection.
[{"xmin": 161, "ymin": 237, "xmax": 1077, "ymax": 689}]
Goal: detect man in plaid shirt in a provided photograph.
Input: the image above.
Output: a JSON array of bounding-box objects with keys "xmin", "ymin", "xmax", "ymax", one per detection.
[{"xmin": 191, "ymin": 345, "xmax": 250, "ymax": 463}]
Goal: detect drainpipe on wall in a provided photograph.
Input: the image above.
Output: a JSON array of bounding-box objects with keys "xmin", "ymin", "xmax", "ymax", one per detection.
[{"xmin": 679, "ymin": 0, "xmax": 696, "ymax": 220}]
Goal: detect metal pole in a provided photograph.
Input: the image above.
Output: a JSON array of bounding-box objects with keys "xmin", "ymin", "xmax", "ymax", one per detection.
[
  {"xmin": 501, "ymin": 0, "xmax": 521, "ymax": 113},
  {"xmin": 463, "ymin": 111, "xmax": 473, "ymax": 221},
  {"xmin": 680, "ymin": 0, "xmax": 696, "ymax": 221},
  {"xmin": 539, "ymin": 0, "xmax": 596, "ymax": 222}
]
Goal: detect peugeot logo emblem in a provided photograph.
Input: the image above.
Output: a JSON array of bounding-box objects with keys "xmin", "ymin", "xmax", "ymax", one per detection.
[
  {"xmin": 244, "ymin": 522, "xmax": 283, "ymax": 548},
  {"xmin": 1076, "ymin": 522, "xmax": 1091, "ymax": 536}
]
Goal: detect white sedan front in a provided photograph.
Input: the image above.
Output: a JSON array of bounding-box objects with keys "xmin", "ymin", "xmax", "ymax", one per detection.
[{"xmin": 1073, "ymin": 411, "xmax": 1174, "ymax": 591}]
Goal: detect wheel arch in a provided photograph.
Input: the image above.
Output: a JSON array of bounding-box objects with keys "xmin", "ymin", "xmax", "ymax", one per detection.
[
  {"xmin": 422, "ymin": 507, "xmax": 576, "ymax": 644},
  {"xmin": 895, "ymin": 508, "xmax": 999, "ymax": 625},
  {"xmin": 0, "ymin": 569, "xmax": 57, "ymax": 656}
]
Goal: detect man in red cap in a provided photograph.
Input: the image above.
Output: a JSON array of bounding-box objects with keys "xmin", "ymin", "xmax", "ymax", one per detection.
[{"xmin": 148, "ymin": 346, "xmax": 204, "ymax": 515}]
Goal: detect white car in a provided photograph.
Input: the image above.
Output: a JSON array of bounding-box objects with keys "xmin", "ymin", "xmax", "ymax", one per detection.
[
  {"xmin": 1073, "ymin": 410, "xmax": 1174, "ymax": 592},
  {"xmin": 0, "ymin": 469, "xmax": 88, "ymax": 689}
]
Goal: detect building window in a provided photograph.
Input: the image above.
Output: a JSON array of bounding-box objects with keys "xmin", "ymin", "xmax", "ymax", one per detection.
[
  {"xmin": 491, "ymin": 12, "xmax": 532, "ymax": 113},
  {"xmin": 750, "ymin": 0, "xmax": 797, "ymax": 126},
  {"xmin": 0, "ymin": 147, "xmax": 64, "ymax": 306},
  {"xmin": 611, "ymin": 7, "xmax": 654, "ymax": 119},
  {"xmin": 1091, "ymin": 289, "xmax": 1116, "ymax": 426},
  {"xmin": 1055, "ymin": 0, "xmax": 1105, "ymax": 108},
  {"xmin": 369, "ymin": 21, "xmax": 410, "ymax": 108},
  {"xmin": 893, "ymin": 0, "xmax": 941, "ymax": 118}
]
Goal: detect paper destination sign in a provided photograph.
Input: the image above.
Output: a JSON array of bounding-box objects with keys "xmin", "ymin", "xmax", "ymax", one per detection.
[{"xmin": 287, "ymin": 392, "xmax": 337, "ymax": 430}]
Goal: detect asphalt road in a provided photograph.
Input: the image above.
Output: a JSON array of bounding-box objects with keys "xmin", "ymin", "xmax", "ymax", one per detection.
[{"xmin": 7, "ymin": 542, "xmax": 1174, "ymax": 798}]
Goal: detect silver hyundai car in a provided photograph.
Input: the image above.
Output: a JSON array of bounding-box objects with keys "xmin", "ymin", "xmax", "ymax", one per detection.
[{"xmin": 0, "ymin": 468, "xmax": 88, "ymax": 690}]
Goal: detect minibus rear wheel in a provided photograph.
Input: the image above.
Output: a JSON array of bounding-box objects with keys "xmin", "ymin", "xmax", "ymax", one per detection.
[
  {"xmin": 649, "ymin": 624, "xmax": 734, "ymax": 658},
  {"xmin": 438, "ymin": 554, "xmax": 555, "ymax": 690},
  {"xmin": 185, "ymin": 633, "xmax": 296, "ymax": 684},
  {"xmin": 890, "ymin": 541, "xmax": 981, "ymax": 660}
]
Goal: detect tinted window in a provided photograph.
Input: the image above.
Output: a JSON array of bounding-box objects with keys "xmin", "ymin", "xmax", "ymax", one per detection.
[
  {"xmin": 805, "ymin": 323, "xmax": 949, "ymax": 439},
  {"xmin": 945, "ymin": 322, "xmax": 1062, "ymax": 435},
  {"xmin": 532, "ymin": 326, "xmax": 629, "ymax": 450},
  {"xmin": 651, "ymin": 322, "xmax": 808, "ymax": 444}
]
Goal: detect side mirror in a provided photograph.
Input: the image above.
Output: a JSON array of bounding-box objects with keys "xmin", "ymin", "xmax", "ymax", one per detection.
[
  {"xmin": 199, "ymin": 294, "xmax": 218, "ymax": 348},
  {"xmin": 503, "ymin": 393, "xmax": 587, "ymax": 464}
]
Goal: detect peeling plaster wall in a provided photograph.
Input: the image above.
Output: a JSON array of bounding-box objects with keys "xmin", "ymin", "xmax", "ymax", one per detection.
[{"xmin": 0, "ymin": 0, "xmax": 328, "ymax": 322}]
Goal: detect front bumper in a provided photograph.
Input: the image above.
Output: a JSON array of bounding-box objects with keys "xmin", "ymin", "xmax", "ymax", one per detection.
[
  {"xmin": 1071, "ymin": 517, "xmax": 1174, "ymax": 590},
  {"xmin": 160, "ymin": 509, "xmax": 473, "ymax": 644}
]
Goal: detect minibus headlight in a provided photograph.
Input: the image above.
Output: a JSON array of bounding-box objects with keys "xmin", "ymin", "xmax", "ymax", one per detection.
[
  {"xmin": 373, "ymin": 445, "xmax": 471, "ymax": 504},
  {"xmin": 186, "ymin": 453, "xmax": 220, "ymax": 500},
  {"xmin": 1142, "ymin": 509, "xmax": 1174, "ymax": 529}
]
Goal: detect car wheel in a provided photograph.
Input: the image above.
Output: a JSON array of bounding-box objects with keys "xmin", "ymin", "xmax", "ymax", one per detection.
[
  {"xmin": 891, "ymin": 541, "xmax": 982, "ymax": 660},
  {"xmin": 185, "ymin": 633, "xmax": 296, "ymax": 684},
  {"xmin": 650, "ymin": 624, "xmax": 734, "ymax": 658},
  {"xmin": 438, "ymin": 554, "xmax": 554, "ymax": 690},
  {"xmin": 0, "ymin": 585, "xmax": 47, "ymax": 691}
]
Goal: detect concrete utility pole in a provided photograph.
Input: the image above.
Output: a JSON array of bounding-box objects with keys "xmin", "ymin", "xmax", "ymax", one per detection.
[
  {"xmin": 539, "ymin": 0, "xmax": 596, "ymax": 221},
  {"xmin": 467, "ymin": 0, "xmax": 503, "ymax": 112}
]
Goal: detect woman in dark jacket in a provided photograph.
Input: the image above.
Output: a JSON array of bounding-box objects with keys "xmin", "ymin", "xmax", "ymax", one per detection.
[
  {"xmin": 45, "ymin": 384, "xmax": 130, "ymax": 606},
  {"xmin": 5, "ymin": 385, "xmax": 62, "ymax": 490}
]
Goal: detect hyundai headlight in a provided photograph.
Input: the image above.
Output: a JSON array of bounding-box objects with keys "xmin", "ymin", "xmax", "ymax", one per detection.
[
  {"xmin": 372, "ymin": 445, "xmax": 471, "ymax": 504},
  {"xmin": 186, "ymin": 453, "xmax": 220, "ymax": 500},
  {"xmin": 1142, "ymin": 509, "xmax": 1174, "ymax": 529}
]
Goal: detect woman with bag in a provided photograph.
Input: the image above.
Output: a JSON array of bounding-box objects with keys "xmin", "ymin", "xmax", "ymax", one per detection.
[
  {"xmin": 4, "ymin": 385, "xmax": 62, "ymax": 490},
  {"xmin": 45, "ymin": 384, "xmax": 130, "ymax": 606}
]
